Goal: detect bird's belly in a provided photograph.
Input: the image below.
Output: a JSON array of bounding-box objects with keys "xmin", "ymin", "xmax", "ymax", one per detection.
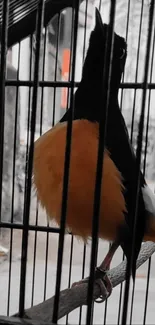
[
  {"xmin": 47, "ymin": 182, "xmax": 125, "ymax": 242},
  {"xmin": 33, "ymin": 120, "xmax": 126, "ymax": 242}
]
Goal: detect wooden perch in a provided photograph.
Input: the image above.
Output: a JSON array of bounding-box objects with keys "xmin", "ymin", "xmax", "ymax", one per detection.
[{"xmin": 13, "ymin": 241, "xmax": 155, "ymax": 323}]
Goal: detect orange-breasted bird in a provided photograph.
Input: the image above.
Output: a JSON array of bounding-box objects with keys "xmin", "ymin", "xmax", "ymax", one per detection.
[{"xmin": 33, "ymin": 9, "xmax": 155, "ymax": 300}]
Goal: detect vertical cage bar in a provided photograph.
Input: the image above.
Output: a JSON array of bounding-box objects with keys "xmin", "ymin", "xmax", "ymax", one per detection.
[
  {"xmin": 41, "ymin": 27, "xmax": 49, "ymax": 303},
  {"xmin": 78, "ymin": 1, "xmax": 89, "ymax": 323},
  {"xmin": 142, "ymin": 25, "xmax": 155, "ymax": 325},
  {"xmin": 117, "ymin": 1, "xmax": 131, "ymax": 322},
  {"xmin": 143, "ymin": 257, "xmax": 152, "ymax": 325},
  {"xmin": 64, "ymin": 10, "xmax": 76, "ymax": 315},
  {"xmin": 31, "ymin": 26, "xmax": 48, "ymax": 307},
  {"xmin": 128, "ymin": 4, "xmax": 146, "ymax": 316},
  {"xmin": 24, "ymin": 35, "xmax": 33, "ymax": 199},
  {"xmin": 66, "ymin": 235, "xmax": 74, "ymax": 325},
  {"xmin": 130, "ymin": 0, "xmax": 144, "ymax": 144},
  {"xmin": 81, "ymin": 0, "xmax": 89, "ymax": 63},
  {"xmin": 52, "ymin": 13, "xmax": 62, "ymax": 125},
  {"xmin": 0, "ymin": 0, "xmax": 9, "ymax": 223},
  {"xmin": 121, "ymin": 1, "xmax": 155, "ymax": 324},
  {"xmin": 18, "ymin": 0, "xmax": 45, "ymax": 317},
  {"xmin": 31, "ymin": 207, "xmax": 39, "ymax": 306},
  {"xmin": 143, "ymin": 24, "xmax": 155, "ymax": 175},
  {"xmin": 7, "ymin": 40, "xmax": 21, "ymax": 316},
  {"xmin": 52, "ymin": 1, "xmax": 80, "ymax": 323},
  {"xmin": 86, "ymin": 2, "xmax": 116, "ymax": 324}
]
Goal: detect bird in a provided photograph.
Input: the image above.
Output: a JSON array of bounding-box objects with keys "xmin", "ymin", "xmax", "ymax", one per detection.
[{"xmin": 33, "ymin": 8, "xmax": 155, "ymax": 301}]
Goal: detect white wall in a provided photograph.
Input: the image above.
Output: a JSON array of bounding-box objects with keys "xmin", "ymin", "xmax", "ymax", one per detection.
[{"xmin": 12, "ymin": 37, "xmax": 30, "ymax": 143}]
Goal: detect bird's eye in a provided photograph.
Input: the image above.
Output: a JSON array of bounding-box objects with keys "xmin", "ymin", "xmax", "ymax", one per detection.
[{"xmin": 120, "ymin": 48, "xmax": 126, "ymax": 59}]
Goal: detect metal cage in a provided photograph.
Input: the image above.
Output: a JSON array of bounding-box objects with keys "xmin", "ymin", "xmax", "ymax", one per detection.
[{"xmin": 0, "ymin": 0, "xmax": 155, "ymax": 324}]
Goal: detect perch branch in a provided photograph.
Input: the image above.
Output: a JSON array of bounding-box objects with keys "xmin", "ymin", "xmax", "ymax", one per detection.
[{"xmin": 15, "ymin": 241, "xmax": 155, "ymax": 322}]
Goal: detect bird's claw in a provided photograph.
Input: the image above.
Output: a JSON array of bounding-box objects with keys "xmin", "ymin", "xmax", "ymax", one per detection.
[
  {"xmin": 94, "ymin": 278, "xmax": 108, "ymax": 303},
  {"xmin": 71, "ymin": 267, "xmax": 112, "ymax": 303},
  {"xmin": 94, "ymin": 267, "xmax": 112, "ymax": 303}
]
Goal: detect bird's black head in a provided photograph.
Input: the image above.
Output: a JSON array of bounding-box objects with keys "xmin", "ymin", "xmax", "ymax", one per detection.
[
  {"xmin": 65, "ymin": 8, "xmax": 127, "ymax": 122},
  {"xmin": 81, "ymin": 8, "xmax": 127, "ymax": 94}
]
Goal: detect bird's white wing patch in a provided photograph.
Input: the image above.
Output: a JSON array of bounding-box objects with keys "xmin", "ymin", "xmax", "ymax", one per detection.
[{"xmin": 142, "ymin": 184, "xmax": 155, "ymax": 216}]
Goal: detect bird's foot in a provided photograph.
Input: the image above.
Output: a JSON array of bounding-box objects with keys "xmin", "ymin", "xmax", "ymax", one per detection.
[
  {"xmin": 71, "ymin": 266, "xmax": 112, "ymax": 303},
  {"xmin": 94, "ymin": 267, "xmax": 112, "ymax": 302}
]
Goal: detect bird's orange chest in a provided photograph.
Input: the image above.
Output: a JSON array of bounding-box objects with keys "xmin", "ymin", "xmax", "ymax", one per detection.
[{"xmin": 33, "ymin": 120, "xmax": 126, "ymax": 242}]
